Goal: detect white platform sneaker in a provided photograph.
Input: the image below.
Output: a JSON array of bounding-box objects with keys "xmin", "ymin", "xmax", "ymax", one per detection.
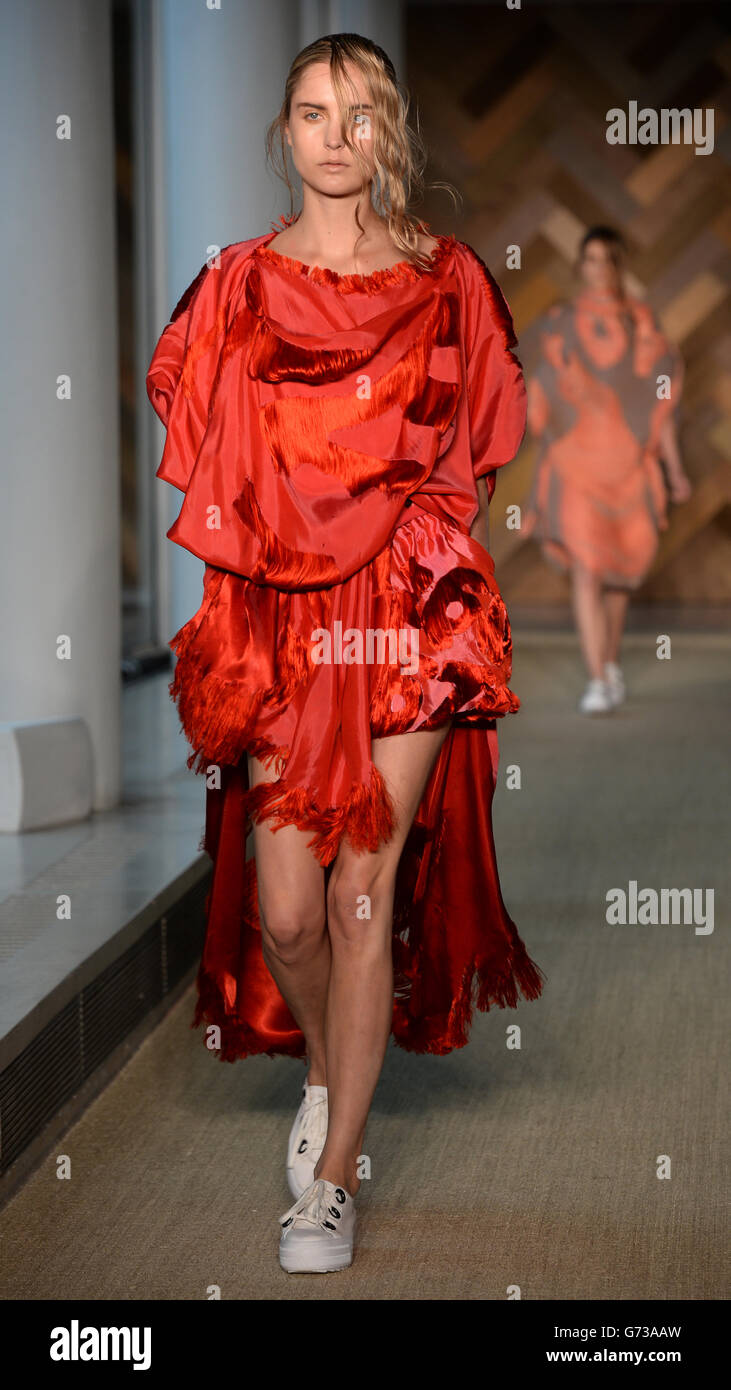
[
  {"xmin": 578, "ymin": 677, "xmax": 614, "ymax": 714},
  {"xmin": 604, "ymin": 661, "xmax": 626, "ymax": 707},
  {"xmin": 278, "ymin": 1177, "xmax": 356, "ymax": 1273},
  {"xmin": 286, "ymin": 1081, "xmax": 328, "ymax": 1199}
]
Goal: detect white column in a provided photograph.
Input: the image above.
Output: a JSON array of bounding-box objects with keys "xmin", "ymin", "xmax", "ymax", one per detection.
[
  {"xmin": 0, "ymin": 0, "xmax": 121, "ymax": 813},
  {"xmin": 149, "ymin": 0, "xmax": 303, "ymax": 640}
]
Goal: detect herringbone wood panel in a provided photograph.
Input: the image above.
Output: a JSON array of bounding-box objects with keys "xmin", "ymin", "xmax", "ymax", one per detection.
[{"xmin": 408, "ymin": 1, "xmax": 731, "ymax": 605}]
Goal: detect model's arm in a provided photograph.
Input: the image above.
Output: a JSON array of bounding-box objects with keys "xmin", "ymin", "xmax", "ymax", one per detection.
[
  {"xmin": 459, "ymin": 244, "xmax": 527, "ymax": 552},
  {"xmin": 659, "ymin": 413, "xmax": 692, "ymax": 502},
  {"xmin": 146, "ymin": 257, "xmax": 227, "ymax": 491},
  {"xmin": 147, "ymin": 262, "xmax": 211, "ymax": 426},
  {"xmin": 647, "ymin": 313, "xmax": 691, "ymax": 504},
  {"xmin": 469, "ymin": 473, "xmax": 490, "ymax": 550}
]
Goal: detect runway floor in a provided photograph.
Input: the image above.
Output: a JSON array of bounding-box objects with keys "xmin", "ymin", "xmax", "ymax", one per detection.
[{"xmin": 0, "ymin": 632, "xmax": 728, "ymax": 1300}]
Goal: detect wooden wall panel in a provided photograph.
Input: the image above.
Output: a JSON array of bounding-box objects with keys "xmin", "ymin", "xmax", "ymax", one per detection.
[{"xmin": 407, "ymin": 1, "xmax": 731, "ymax": 606}]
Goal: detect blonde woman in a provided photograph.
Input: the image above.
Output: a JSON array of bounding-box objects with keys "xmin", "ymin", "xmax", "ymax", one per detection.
[{"xmin": 147, "ymin": 32, "xmax": 544, "ymax": 1274}]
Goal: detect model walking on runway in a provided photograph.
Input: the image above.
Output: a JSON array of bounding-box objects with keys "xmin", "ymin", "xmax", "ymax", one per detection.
[
  {"xmin": 147, "ymin": 32, "xmax": 544, "ymax": 1274},
  {"xmin": 523, "ymin": 226, "xmax": 692, "ymax": 714}
]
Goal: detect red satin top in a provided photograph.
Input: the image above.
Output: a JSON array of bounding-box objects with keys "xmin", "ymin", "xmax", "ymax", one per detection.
[
  {"xmin": 146, "ymin": 225, "xmax": 544, "ymax": 1059},
  {"xmin": 148, "ymin": 228, "xmax": 526, "ymax": 568}
]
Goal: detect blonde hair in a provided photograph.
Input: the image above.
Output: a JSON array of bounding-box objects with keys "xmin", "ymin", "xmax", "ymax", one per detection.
[{"xmin": 265, "ymin": 32, "xmax": 460, "ymax": 269}]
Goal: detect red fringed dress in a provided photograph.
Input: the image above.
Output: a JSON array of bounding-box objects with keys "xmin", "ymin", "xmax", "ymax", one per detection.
[{"xmin": 146, "ymin": 221, "xmax": 545, "ymax": 1061}]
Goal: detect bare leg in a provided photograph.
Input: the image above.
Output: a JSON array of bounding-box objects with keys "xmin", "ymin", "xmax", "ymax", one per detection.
[
  {"xmin": 570, "ymin": 561, "xmax": 607, "ymax": 679},
  {"xmin": 247, "ymin": 752, "xmax": 330, "ymax": 1086},
  {"xmin": 602, "ymin": 587, "xmax": 631, "ymax": 665},
  {"xmin": 313, "ymin": 721, "xmax": 453, "ymax": 1198}
]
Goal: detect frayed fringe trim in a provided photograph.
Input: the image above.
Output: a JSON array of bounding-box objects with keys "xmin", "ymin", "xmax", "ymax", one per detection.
[
  {"xmin": 167, "ymin": 586, "xmax": 300, "ymax": 775},
  {"xmin": 256, "ymin": 227, "xmax": 457, "ymax": 296},
  {"xmin": 391, "ymin": 945, "xmax": 546, "ymax": 1056},
  {"xmin": 243, "ymin": 760, "xmax": 396, "ymax": 867},
  {"xmin": 191, "ymin": 945, "xmax": 546, "ymax": 1062},
  {"xmin": 170, "ymin": 667, "xmax": 263, "ymax": 775},
  {"xmin": 370, "ymin": 556, "xmax": 520, "ymax": 736}
]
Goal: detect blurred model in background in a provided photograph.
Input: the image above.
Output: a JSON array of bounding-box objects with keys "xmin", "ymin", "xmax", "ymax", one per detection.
[{"xmin": 523, "ymin": 226, "xmax": 692, "ymax": 714}]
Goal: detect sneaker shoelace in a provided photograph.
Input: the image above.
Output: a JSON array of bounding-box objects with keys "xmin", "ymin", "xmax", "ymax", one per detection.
[
  {"xmin": 295, "ymin": 1092, "xmax": 328, "ymax": 1156},
  {"xmin": 279, "ymin": 1178, "xmax": 347, "ymax": 1234}
]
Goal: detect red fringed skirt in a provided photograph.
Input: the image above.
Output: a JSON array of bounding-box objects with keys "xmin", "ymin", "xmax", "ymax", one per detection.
[{"xmin": 170, "ymin": 502, "xmax": 545, "ymax": 1060}]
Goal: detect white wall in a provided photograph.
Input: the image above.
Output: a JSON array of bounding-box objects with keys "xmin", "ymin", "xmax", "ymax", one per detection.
[{"xmin": 0, "ymin": 0, "xmax": 121, "ymax": 810}]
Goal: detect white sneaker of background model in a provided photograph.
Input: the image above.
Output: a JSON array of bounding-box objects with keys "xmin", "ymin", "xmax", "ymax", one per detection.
[
  {"xmin": 278, "ymin": 1177, "xmax": 356, "ymax": 1273},
  {"xmin": 604, "ymin": 661, "xmax": 626, "ymax": 707},
  {"xmin": 286, "ymin": 1081, "xmax": 328, "ymax": 1199},
  {"xmin": 579, "ymin": 678, "xmax": 614, "ymax": 714}
]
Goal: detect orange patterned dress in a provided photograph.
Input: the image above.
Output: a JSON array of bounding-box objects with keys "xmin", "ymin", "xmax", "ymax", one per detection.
[{"xmin": 523, "ymin": 290, "xmax": 683, "ymax": 588}]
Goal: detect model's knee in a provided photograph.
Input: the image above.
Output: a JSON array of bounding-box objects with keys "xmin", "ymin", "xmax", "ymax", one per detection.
[
  {"xmin": 572, "ymin": 560, "xmax": 601, "ymax": 590},
  {"xmin": 258, "ymin": 895, "xmax": 325, "ymax": 963},
  {"xmin": 326, "ymin": 859, "xmax": 396, "ymax": 948}
]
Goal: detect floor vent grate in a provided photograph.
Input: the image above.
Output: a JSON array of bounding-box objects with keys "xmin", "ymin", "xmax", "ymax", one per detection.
[{"xmin": 0, "ymin": 872, "xmax": 210, "ymax": 1175}]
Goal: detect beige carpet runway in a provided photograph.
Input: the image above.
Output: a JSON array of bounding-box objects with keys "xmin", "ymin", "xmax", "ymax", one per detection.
[{"xmin": 1, "ymin": 634, "xmax": 728, "ymax": 1300}]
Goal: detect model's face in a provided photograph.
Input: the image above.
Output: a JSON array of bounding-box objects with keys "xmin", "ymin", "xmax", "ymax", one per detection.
[
  {"xmin": 285, "ymin": 61, "xmax": 376, "ymax": 196},
  {"xmin": 579, "ymin": 239, "xmax": 619, "ymax": 292}
]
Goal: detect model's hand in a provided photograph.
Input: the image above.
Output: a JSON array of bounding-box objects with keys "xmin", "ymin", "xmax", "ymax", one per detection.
[{"xmin": 669, "ymin": 471, "xmax": 692, "ymax": 503}]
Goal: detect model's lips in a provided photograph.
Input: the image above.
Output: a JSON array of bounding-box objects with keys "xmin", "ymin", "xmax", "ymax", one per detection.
[{"xmin": 321, "ymin": 161, "xmax": 347, "ymax": 168}]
